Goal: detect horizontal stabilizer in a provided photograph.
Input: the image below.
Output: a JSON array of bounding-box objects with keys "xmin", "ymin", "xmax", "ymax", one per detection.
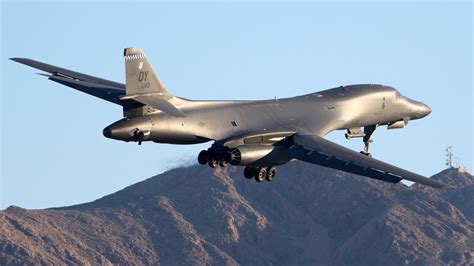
[
  {"xmin": 121, "ymin": 93, "xmax": 186, "ymax": 117},
  {"xmin": 45, "ymin": 74, "xmax": 129, "ymax": 106}
]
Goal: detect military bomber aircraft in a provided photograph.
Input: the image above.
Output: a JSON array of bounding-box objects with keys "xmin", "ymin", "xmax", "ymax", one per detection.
[{"xmin": 11, "ymin": 48, "xmax": 452, "ymax": 189}]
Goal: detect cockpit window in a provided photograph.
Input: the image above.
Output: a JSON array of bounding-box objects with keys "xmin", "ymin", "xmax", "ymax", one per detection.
[{"xmin": 395, "ymin": 92, "xmax": 404, "ymax": 99}]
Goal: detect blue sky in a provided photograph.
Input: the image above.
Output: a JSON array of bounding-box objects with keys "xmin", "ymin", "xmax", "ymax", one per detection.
[{"xmin": 1, "ymin": 2, "xmax": 472, "ymax": 209}]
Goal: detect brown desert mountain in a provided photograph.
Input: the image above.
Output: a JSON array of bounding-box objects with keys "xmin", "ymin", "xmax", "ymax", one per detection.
[{"xmin": 1, "ymin": 162, "xmax": 473, "ymax": 265}]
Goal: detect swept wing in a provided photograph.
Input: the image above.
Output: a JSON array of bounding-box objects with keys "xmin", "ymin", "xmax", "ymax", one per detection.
[
  {"xmin": 9, "ymin": 58, "xmax": 134, "ymax": 106},
  {"xmin": 288, "ymin": 134, "xmax": 453, "ymax": 189}
]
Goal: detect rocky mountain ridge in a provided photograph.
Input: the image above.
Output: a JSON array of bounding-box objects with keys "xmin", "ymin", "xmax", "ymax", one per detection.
[{"xmin": 1, "ymin": 163, "xmax": 473, "ymax": 265}]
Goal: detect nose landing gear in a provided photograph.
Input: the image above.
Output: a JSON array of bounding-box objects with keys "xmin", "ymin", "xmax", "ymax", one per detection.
[
  {"xmin": 360, "ymin": 125, "xmax": 377, "ymax": 157},
  {"xmin": 345, "ymin": 125, "xmax": 377, "ymax": 157},
  {"xmin": 360, "ymin": 140, "xmax": 373, "ymax": 157}
]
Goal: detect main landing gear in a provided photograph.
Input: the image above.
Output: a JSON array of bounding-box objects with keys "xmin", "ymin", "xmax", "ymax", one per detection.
[
  {"xmin": 244, "ymin": 166, "xmax": 277, "ymax": 183},
  {"xmin": 198, "ymin": 148, "xmax": 277, "ymax": 183},
  {"xmin": 198, "ymin": 150, "xmax": 226, "ymax": 169}
]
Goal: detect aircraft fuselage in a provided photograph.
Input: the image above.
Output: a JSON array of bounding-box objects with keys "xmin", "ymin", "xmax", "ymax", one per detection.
[{"xmin": 103, "ymin": 84, "xmax": 430, "ymax": 147}]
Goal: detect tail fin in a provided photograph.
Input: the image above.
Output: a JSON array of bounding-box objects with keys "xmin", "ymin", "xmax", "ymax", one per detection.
[
  {"xmin": 123, "ymin": 47, "xmax": 170, "ymax": 97},
  {"xmin": 121, "ymin": 48, "xmax": 185, "ymax": 117}
]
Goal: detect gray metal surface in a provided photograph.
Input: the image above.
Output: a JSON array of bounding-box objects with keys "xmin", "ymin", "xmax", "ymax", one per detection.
[{"xmin": 11, "ymin": 47, "xmax": 452, "ymax": 189}]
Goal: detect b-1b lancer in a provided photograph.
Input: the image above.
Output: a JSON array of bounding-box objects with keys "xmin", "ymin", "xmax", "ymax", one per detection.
[{"xmin": 11, "ymin": 48, "xmax": 452, "ymax": 189}]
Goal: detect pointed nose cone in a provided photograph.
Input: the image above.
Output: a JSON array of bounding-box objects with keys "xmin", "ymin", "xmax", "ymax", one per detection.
[
  {"xmin": 422, "ymin": 104, "xmax": 432, "ymax": 116},
  {"xmin": 418, "ymin": 103, "xmax": 432, "ymax": 118},
  {"xmin": 103, "ymin": 126, "xmax": 113, "ymax": 138}
]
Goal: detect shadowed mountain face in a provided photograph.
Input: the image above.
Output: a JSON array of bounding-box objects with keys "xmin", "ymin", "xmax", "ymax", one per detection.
[{"xmin": 1, "ymin": 163, "xmax": 473, "ymax": 265}]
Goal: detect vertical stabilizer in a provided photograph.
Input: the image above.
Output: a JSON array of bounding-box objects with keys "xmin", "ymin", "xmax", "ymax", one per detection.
[
  {"xmin": 121, "ymin": 48, "xmax": 185, "ymax": 117},
  {"xmin": 123, "ymin": 48, "xmax": 171, "ymax": 97}
]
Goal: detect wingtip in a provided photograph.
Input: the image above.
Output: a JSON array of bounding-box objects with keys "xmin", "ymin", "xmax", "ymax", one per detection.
[
  {"xmin": 432, "ymin": 182, "xmax": 456, "ymax": 190},
  {"xmin": 9, "ymin": 57, "xmax": 29, "ymax": 64},
  {"xmin": 36, "ymin": 73, "xmax": 51, "ymax": 77}
]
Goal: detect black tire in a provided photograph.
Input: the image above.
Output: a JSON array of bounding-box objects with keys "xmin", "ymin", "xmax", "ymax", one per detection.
[
  {"xmin": 198, "ymin": 150, "xmax": 209, "ymax": 165},
  {"xmin": 208, "ymin": 159, "xmax": 219, "ymax": 168},
  {"xmin": 219, "ymin": 160, "xmax": 228, "ymax": 167},
  {"xmin": 244, "ymin": 167, "xmax": 255, "ymax": 179},
  {"xmin": 266, "ymin": 167, "xmax": 277, "ymax": 181},
  {"xmin": 255, "ymin": 167, "xmax": 267, "ymax": 182}
]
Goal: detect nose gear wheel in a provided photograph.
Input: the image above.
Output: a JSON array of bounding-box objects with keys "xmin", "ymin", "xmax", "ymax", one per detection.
[{"xmin": 361, "ymin": 125, "xmax": 377, "ymax": 157}]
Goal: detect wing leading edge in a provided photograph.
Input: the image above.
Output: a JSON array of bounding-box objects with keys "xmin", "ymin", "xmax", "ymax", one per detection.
[
  {"xmin": 9, "ymin": 58, "xmax": 135, "ymax": 107},
  {"xmin": 289, "ymin": 134, "xmax": 453, "ymax": 189}
]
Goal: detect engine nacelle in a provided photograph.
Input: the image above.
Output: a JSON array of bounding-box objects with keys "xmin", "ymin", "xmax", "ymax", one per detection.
[{"xmin": 226, "ymin": 145, "xmax": 274, "ymax": 165}]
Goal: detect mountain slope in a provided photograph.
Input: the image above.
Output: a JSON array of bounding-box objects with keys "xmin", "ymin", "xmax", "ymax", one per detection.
[{"xmin": 1, "ymin": 163, "xmax": 473, "ymax": 265}]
